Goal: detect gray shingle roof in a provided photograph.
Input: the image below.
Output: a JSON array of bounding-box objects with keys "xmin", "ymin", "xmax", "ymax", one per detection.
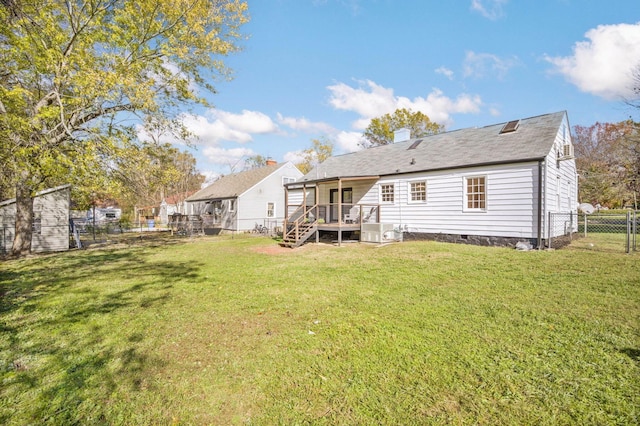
[
  {"xmin": 186, "ymin": 163, "xmax": 283, "ymax": 202},
  {"xmin": 300, "ymin": 111, "xmax": 566, "ymax": 182}
]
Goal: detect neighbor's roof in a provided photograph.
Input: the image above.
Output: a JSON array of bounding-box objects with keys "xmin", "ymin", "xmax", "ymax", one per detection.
[
  {"xmin": 300, "ymin": 111, "xmax": 567, "ymax": 182},
  {"xmin": 186, "ymin": 163, "xmax": 283, "ymax": 202}
]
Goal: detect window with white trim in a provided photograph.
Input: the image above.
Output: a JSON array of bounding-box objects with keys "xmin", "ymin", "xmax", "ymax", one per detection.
[
  {"xmin": 283, "ymin": 176, "xmax": 296, "ymax": 185},
  {"xmin": 465, "ymin": 176, "xmax": 486, "ymax": 210},
  {"xmin": 380, "ymin": 184, "xmax": 394, "ymax": 203},
  {"xmin": 267, "ymin": 202, "xmax": 275, "ymax": 218},
  {"xmin": 409, "ymin": 181, "xmax": 426, "ymax": 203},
  {"xmin": 229, "ymin": 199, "xmax": 236, "ymax": 212}
]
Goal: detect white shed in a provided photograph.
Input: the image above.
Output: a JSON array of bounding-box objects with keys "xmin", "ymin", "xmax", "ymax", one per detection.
[{"xmin": 0, "ymin": 184, "xmax": 71, "ymax": 254}]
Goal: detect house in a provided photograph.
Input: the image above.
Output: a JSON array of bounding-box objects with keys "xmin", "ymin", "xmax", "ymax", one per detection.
[
  {"xmin": 159, "ymin": 192, "xmax": 194, "ymax": 224},
  {"xmin": 0, "ymin": 184, "xmax": 71, "ymax": 254},
  {"xmin": 283, "ymin": 111, "xmax": 578, "ymax": 248},
  {"xmin": 186, "ymin": 161, "xmax": 303, "ymax": 233}
]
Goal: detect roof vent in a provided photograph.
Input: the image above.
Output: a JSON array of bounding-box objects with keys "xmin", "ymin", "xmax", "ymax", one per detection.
[
  {"xmin": 407, "ymin": 139, "xmax": 423, "ymax": 150},
  {"xmin": 500, "ymin": 120, "xmax": 519, "ymax": 134}
]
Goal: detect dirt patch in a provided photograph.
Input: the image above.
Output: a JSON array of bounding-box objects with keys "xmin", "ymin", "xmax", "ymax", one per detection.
[{"xmin": 251, "ymin": 243, "xmax": 294, "ymax": 255}]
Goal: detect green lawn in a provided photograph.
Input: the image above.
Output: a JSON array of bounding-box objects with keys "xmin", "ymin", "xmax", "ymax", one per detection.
[{"xmin": 1, "ymin": 235, "xmax": 639, "ymax": 425}]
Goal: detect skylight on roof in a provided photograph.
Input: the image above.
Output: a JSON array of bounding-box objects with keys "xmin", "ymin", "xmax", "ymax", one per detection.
[
  {"xmin": 408, "ymin": 139, "xmax": 423, "ymax": 150},
  {"xmin": 500, "ymin": 120, "xmax": 519, "ymax": 134}
]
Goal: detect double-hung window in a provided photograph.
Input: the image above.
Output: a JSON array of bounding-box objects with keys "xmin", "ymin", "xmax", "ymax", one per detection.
[
  {"xmin": 465, "ymin": 176, "xmax": 486, "ymax": 210},
  {"xmin": 267, "ymin": 202, "xmax": 275, "ymax": 218},
  {"xmin": 409, "ymin": 181, "xmax": 427, "ymax": 203},
  {"xmin": 380, "ymin": 184, "xmax": 395, "ymax": 203}
]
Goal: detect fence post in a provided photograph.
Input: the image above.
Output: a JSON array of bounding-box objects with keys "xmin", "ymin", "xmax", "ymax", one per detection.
[
  {"xmin": 548, "ymin": 212, "xmax": 553, "ymax": 249},
  {"xmin": 626, "ymin": 211, "xmax": 631, "ymax": 254},
  {"xmin": 634, "ymin": 211, "xmax": 637, "ymax": 252},
  {"xmin": 584, "ymin": 213, "xmax": 587, "ymax": 238}
]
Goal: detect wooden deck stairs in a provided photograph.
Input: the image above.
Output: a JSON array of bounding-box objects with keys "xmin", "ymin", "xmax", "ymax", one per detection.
[{"xmin": 280, "ymin": 205, "xmax": 318, "ymax": 248}]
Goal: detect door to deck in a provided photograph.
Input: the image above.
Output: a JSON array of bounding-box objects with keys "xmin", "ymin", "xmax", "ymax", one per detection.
[{"xmin": 329, "ymin": 188, "xmax": 352, "ymax": 223}]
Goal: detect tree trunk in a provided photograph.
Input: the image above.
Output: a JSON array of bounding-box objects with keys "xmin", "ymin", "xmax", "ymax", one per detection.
[{"xmin": 12, "ymin": 180, "xmax": 34, "ymax": 256}]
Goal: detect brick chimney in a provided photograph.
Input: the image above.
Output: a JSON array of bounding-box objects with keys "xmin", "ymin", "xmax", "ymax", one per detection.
[{"xmin": 266, "ymin": 158, "xmax": 277, "ymax": 166}]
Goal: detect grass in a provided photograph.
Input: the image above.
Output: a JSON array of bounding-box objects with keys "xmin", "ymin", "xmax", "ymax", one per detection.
[{"xmin": 1, "ymin": 234, "xmax": 639, "ymax": 425}]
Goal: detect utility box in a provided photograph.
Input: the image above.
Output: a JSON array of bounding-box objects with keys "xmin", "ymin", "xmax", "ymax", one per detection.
[{"xmin": 361, "ymin": 223, "xmax": 402, "ymax": 243}]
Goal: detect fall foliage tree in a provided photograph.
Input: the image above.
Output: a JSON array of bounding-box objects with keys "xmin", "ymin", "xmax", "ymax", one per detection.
[
  {"xmin": 0, "ymin": 0, "xmax": 248, "ymax": 255},
  {"xmin": 361, "ymin": 108, "xmax": 443, "ymax": 148},
  {"xmin": 573, "ymin": 121, "xmax": 639, "ymax": 208},
  {"xmin": 296, "ymin": 137, "xmax": 334, "ymax": 174}
]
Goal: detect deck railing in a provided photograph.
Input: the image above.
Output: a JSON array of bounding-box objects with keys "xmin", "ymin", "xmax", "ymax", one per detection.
[{"xmin": 285, "ymin": 203, "xmax": 380, "ymax": 226}]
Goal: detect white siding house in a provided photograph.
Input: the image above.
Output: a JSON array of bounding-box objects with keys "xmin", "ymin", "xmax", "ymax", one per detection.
[
  {"xmin": 186, "ymin": 161, "xmax": 303, "ymax": 233},
  {"xmin": 283, "ymin": 111, "xmax": 578, "ymax": 248},
  {"xmin": 0, "ymin": 185, "xmax": 71, "ymax": 254}
]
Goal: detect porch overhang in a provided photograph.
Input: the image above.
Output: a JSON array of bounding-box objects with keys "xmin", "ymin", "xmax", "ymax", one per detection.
[{"xmin": 285, "ymin": 175, "xmax": 380, "ymax": 188}]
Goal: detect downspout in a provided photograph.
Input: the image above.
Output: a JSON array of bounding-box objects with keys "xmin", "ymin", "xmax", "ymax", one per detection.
[
  {"xmin": 537, "ymin": 160, "xmax": 543, "ymax": 249},
  {"xmin": 284, "ymin": 184, "xmax": 289, "ymax": 230}
]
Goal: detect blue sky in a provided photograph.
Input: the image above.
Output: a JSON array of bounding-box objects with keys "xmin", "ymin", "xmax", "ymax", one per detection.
[{"xmin": 174, "ymin": 0, "xmax": 640, "ymax": 180}]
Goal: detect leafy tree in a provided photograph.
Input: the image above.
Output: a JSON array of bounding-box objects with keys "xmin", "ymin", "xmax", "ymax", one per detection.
[
  {"xmin": 0, "ymin": 0, "xmax": 248, "ymax": 255},
  {"xmin": 296, "ymin": 137, "xmax": 334, "ymax": 174},
  {"xmin": 110, "ymin": 142, "xmax": 204, "ymax": 213},
  {"xmin": 573, "ymin": 121, "xmax": 639, "ymax": 208},
  {"xmin": 361, "ymin": 108, "xmax": 443, "ymax": 148},
  {"xmin": 245, "ymin": 154, "xmax": 269, "ymax": 170}
]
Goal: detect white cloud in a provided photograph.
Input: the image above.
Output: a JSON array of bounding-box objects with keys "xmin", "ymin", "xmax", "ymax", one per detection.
[
  {"xmin": 202, "ymin": 146, "xmax": 256, "ymax": 169},
  {"xmin": 545, "ymin": 22, "xmax": 640, "ymax": 100},
  {"xmin": 435, "ymin": 66, "xmax": 455, "ymax": 80},
  {"xmin": 200, "ymin": 170, "xmax": 221, "ymax": 187},
  {"xmin": 327, "ymin": 79, "xmax": 482, "ymax": 129},
  {"xmin": 335, "ymin": 131, "xmax": 363, "ymax": 153},
  {"xmin": 277, "ymin": 113, "xmax": 336, "ymax": 134},
  {"xmin": 283, "ymin": 150, "xmax": 305, "ymax": 164},
  {"xmin": 178, "ymin": 109, "xmax": 279, "ymax": 145},
  {"xmin": 471, "ymin": 0, "xmax": 507, "ymax": 20},
  {"xmin": 463, "ymin": 51, "xmax": 520, "ymax": 79}
]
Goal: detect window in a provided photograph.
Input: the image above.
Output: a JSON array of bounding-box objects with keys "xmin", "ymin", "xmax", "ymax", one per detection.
[
  {"xmin": 32, "ymin": 212, "xmax": 42, "ymax": 235},
  {"xmin": 409, "ymin": 181, "xmax": 426, "ymax": 203},
  {"xmin": 229, "ymin": 199, "xmax": 236, "ymax": 212},
  {"xmin": 465, "ymin": 176, "xmax": 486, "ymax": 210},
  {"xmin": 267, "ymin": 202, "xmax": 275, "ymax": 218},
  {"xmin": 380, "ymin": 184, "xmax": 394, "ymax": 203},
  {"xmin": 283, "ymin": 176, "xmax": 296, "ymax": 185}
]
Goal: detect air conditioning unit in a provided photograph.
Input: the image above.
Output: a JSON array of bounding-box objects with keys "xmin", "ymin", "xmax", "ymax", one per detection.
[
  {"xmin": 361, "ymin": 223, "xmax": 402, "ymax": 243},
  {"xmin": 557, "ymin": 144, "xmax": 574, "ymax": 160}
]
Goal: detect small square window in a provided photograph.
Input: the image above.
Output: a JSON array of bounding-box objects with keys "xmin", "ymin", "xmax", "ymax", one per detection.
[{"xmin": 380, "ymin": 184, "xmax": 394, "ymax": 203}]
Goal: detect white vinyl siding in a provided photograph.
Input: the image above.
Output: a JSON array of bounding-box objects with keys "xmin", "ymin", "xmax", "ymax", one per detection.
[{"xmin": 361, "ymin": 164, "xmax": 538, "ymax": 238}]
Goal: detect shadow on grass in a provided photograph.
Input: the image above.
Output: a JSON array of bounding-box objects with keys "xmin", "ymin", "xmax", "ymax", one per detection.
[
  {"xmin": 620, "ymin": 348, "xmax": 640, "ymax": 364},
  {"xmin": 0, "ymin": 242, "xmax": 206, "ymax": 424}
]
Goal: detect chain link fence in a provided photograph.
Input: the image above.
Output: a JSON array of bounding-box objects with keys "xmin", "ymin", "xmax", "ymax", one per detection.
[{"xmin": 549, "ymin": 211, "xmax": 638, "ymax": 253}]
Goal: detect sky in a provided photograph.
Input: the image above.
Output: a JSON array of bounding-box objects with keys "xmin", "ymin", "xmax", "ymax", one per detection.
[{"xmin": 171, "ymin": 0, "xmax": 640, "ymax": 181}]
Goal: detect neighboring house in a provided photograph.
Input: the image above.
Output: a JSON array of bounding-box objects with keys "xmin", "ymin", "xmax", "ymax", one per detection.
[
  {"xmin": 186, "ymin": 161, "xmax": 303, "ymax": 233},
  {"xmin": 0, "ymin": 184, "xmax": 71, "ymax": 254},
  {"xmin": 159, "ymin": 192, "xmax": 194, "ymax": 224},
  {"xmin": 283, "ymin": 111, "xmax": 578, "ymax": 248}
]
